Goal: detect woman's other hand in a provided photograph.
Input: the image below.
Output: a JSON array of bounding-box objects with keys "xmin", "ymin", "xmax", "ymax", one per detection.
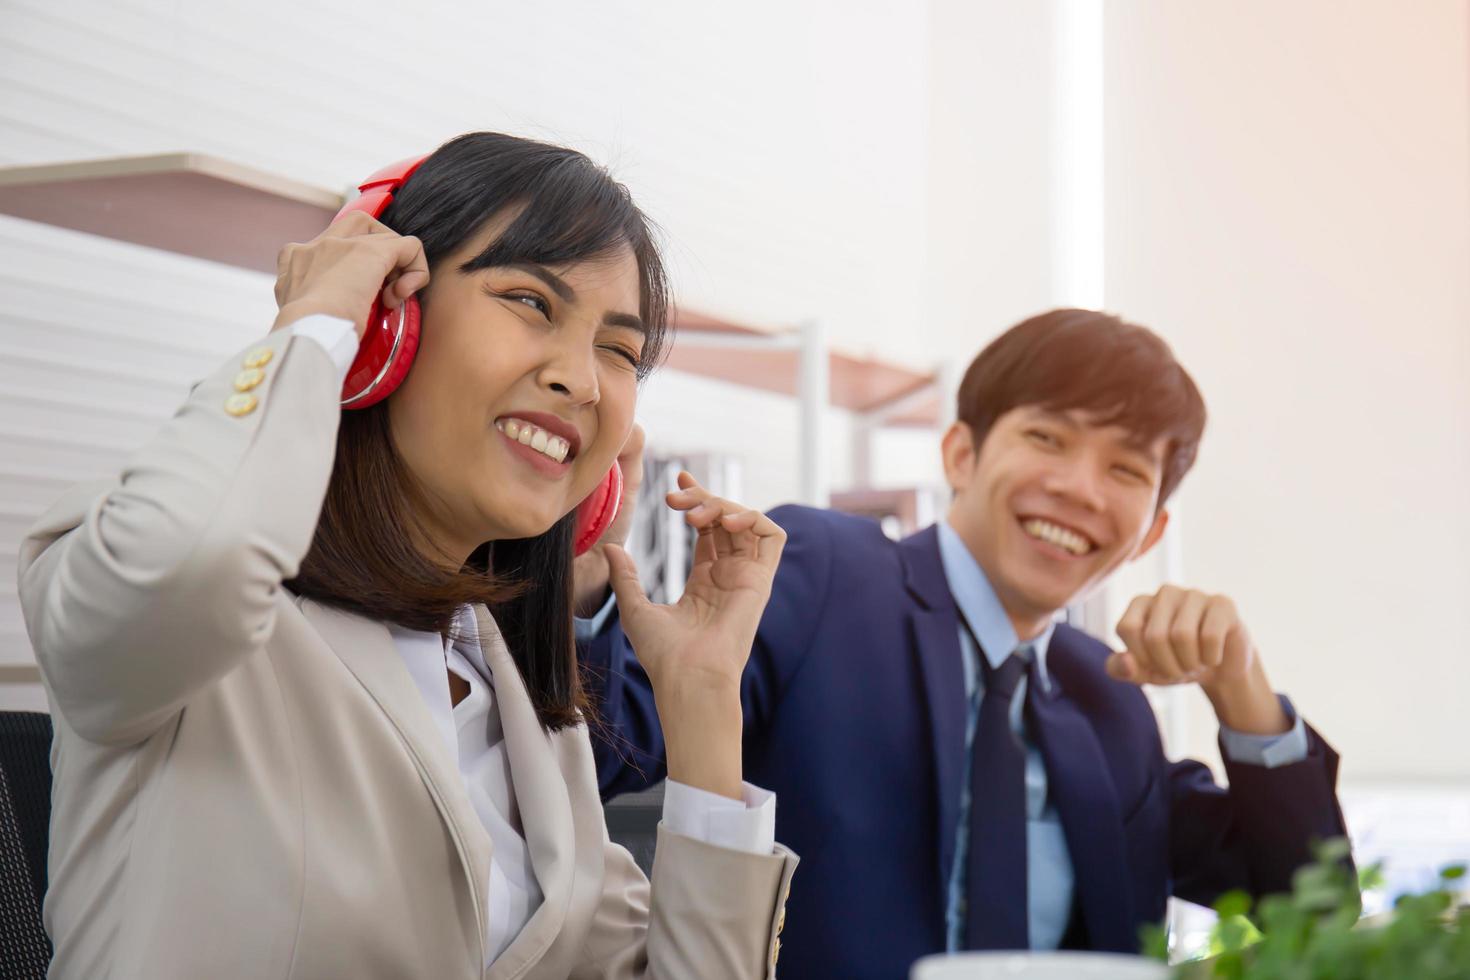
[
  {"xmin": 603, "ymin": 472, "xmax": 785, "ymax": 800},
  {"xmin": 571, "ymin": 423, "xmax": 645, "ymax": 617},
  {"xmin": 270, "ymin": 211, "xmax": 430, "ymax": 338}
]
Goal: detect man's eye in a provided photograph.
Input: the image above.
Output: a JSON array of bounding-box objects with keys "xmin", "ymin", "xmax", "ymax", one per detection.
[
  {"xmin": 1026, "ymin": 429, "xmax": 1060, "ymax": 447},
  {"xmin": 1113, "ymin": 464, "xmax": 1152, "ymax": 484}
]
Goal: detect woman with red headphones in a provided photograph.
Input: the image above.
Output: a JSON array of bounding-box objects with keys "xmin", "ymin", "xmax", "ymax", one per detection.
[{"xmin": 19, "ymin": 132, "xmax": 796, "ymax": 978}]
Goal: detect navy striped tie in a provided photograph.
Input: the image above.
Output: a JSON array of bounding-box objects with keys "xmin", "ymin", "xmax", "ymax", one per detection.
[{"xmin": 963, "ymin": 645, "xmax": 1031, "ymax": 950}]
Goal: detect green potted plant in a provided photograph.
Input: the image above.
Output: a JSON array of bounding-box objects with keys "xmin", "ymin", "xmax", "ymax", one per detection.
[{"xmin": 1144, "ymin": 839, "xmax": 1469, "ymax": 979}]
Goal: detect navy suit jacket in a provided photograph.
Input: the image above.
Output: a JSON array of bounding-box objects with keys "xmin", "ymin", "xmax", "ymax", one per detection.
[{"xmin": 583, "ymin": 506, "xmax": 1349, "ymax": 980}]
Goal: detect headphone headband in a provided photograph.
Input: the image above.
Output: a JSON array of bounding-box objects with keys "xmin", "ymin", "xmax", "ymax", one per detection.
[{"xmin": 333, "ymin": 154, "xmax": 431, "ymax": 223}]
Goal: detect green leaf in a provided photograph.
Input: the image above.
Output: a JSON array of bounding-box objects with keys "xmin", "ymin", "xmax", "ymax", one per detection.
[
  {"xmin": 1139, "ymin": 922, "xmax": 1169, "ymax": 962},
  {"xmin": 1314, "ymin": 837, "xmax": 1353, "ymax": 865},
  {"xmin": 1214, "ymin": 890, "xmax": 1252, "ymax": 920},
  {"xmin": 1358, "ymin": 861, "xmax": 1386, "ymax": 892}
]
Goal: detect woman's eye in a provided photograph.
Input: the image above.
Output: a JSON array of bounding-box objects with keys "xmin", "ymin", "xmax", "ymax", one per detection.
[
  {"xmin": 511, "ymin": 293, "xmax": 550, "ymax": 317},
  {"xmin": 600, "ymin": 345, "xmax": 642, "ymax": 369}
]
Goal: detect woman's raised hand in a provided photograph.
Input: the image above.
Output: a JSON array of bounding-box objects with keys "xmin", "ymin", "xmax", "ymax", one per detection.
[
  {"xmin": 270, "ymin": 211, "xmax": 431, "ymax": 338},
  {"xmin": 571, "ymin": 424, "xmax": 646, "ymax": 617},
  {"xmin": 603, "ymin": 472, "xmax": 786, "ymax": 799}
]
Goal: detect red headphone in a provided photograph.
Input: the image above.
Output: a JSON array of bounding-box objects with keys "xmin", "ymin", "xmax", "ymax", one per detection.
[{"xmin": 332, "ymin": 156, "xmax": 623, "ymax": 557}]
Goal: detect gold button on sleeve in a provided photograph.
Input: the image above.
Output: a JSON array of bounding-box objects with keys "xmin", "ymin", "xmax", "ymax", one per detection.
[
  {"xmin": 224, "ymin": 393, "xmax": 258, "ymax": 417},
  {"xmin": 233, "ymin": 367, "xmax": 265, "ymax": 392},
  {"xmin": 242, "ymin": 346, "xmax": 274, "ymax": 368}
]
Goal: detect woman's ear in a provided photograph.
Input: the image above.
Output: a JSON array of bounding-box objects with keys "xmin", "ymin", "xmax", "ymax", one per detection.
[{"xmin": 940, "ymin": 421, "xmax": 978, "ymax": 494}]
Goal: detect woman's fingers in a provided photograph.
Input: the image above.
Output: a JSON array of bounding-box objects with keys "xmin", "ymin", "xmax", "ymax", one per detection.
[
  {"xmin": 682, "ymin": 497, "xmax": 739, "ymax": 558},
  {"xmin": 381, "ymin": 234, "xmax": 430, "ymax": 308},
  {"xmin": 272, "ymin": 211, "xmax": 430, "ymax": 333},
  {"xmin": 319, "ymin": 209, "xmax": 387, "ymax": 238},
  {"xmin": 740, "ymin": 510, "xmax": 787, "ymax": 569},
  {"xmin": 603, "ymin": 545, "xmax": 650, "ymax": 618},
  {"xmin": 666, "ymin": 473, "xmax": 707, "ymax": 511},
  {"xmin": 666, "ymin": 473, "xmax": 784, "ymax": 567},
  {"xmin": 715, "ymin": 509, "xmax": 785, "ymax": 565},
  {"xmin": 684, "ymin": 500, "xmax": 720, "ymax": 521},
  {"xmin": 674, "ymin": 479, "xmax": 724, "ymax": 565},
  {"xmin": 668, "ymin": 474, "xmax": 725, "ymax": 525}
]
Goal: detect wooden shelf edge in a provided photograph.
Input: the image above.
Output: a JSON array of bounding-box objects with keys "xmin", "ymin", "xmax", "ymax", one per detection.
[
  {"xmin": 0, "ymin": 153, "xmax": 343, "ymax": 210},
  {"xmin": 0, "ymin": 664, "xmax": 41, "ymax": 685}
]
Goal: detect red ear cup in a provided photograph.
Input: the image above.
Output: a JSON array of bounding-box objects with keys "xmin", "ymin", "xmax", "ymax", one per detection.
[
  {"xmin": 340, "ymin": 295, "xmax": 421, "ymax": 409},
  {"xmin": 573, "ymin": 462, "xmax": 624, "ymax": 557},
  {"xmin": 334, "ymin": 154, "xmax": 430, "ymax": 410}
]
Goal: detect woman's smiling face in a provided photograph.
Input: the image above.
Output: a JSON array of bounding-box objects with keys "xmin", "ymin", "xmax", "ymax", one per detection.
[{"xmin": 387, "ymin": 213, "xmax": 645, "ymax": 566}]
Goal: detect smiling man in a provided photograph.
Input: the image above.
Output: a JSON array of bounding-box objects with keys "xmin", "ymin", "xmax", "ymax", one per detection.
[{"xmin": 579, "ymin": 308, "xmax": 1349, "ymax": 979}]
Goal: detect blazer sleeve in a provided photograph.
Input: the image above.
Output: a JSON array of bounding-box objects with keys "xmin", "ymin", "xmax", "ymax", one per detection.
[
  {"xmin": 1168, "ymin": 718, "xmax": 1352, "ymax": 905},
  {"xmin": 16, "ymin": 330, "xmax": 341, "ymax": 745},
  {"xmin": 586, "ymin": 504, "xmax": 836, "ymax": 800},
  {"xmin": 573, "ymin": 827, "xmax": 798, "ymax": 980}
]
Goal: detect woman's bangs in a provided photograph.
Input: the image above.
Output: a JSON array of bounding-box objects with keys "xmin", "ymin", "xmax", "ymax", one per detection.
[{"xmin": 463, "ymin": 168, "xmax": 640, "ymax": 273}]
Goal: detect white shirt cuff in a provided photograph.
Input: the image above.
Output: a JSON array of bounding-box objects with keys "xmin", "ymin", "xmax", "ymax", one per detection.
[
  {"xmin": 1220, "ymin": 695, "xmax": 1310, "ymax": 769},
  {"xmin": 661, "ymin": 780, "xmax": 777, "ymax": 855},
  {"xmin": 289, "ymin": 314, "xmax": 359, "ymax": 386}
]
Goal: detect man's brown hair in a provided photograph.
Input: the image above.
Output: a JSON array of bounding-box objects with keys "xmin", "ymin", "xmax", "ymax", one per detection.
[{"xmin": 956, "ymin": 308, "xmax": 1206, "ymax": 506}]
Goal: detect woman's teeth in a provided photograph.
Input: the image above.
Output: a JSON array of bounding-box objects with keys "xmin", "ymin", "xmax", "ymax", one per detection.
[
  {"xmin": 497, "ymin": 418, "xmax": 571, "ymax": 464},
  {"xmin": 1022, "ymin": 518, "xmax": 1092, "ymax": 556}
]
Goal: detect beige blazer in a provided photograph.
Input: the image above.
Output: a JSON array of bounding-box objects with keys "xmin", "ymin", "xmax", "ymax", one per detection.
[{"xmin": 18, "ymin": 329, "xmax": 797, "ymax": 980}]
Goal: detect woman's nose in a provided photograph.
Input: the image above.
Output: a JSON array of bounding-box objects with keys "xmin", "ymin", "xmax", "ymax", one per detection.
[{"xmin": 540, "ymin": 334, "xmax": 600, "ymax": 405}]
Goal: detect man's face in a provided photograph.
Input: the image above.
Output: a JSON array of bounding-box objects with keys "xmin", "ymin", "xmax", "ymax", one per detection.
[{"xmin": 944, "ymin": 405, "xmax": 1171, "ymax": 627}]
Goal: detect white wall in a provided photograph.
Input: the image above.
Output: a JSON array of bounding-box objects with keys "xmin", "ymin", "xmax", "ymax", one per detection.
[
  {"xmin": 924, "ymin": 0, "xmax": 1059, "ymax": 371},
  {"xmin": 862, "ymin": 0, "xmax": 1064, "ymax": 509},
  {"xmin": 1103, "ymin": 0, "xmax": 1470, "ymax": 784}
]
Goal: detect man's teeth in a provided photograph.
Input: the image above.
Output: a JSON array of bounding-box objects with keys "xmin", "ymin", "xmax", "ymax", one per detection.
[
  {"xmin": 497, "ymin": 418, "xmax": 570, "ymax": 464},
  {"xmin": 1022, "ymin": 519, "xmax": 1092, "ymax": 556}
]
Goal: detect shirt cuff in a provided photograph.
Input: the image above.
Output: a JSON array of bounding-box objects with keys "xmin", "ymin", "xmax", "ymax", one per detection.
[
  {"xmin": 573, "ymin": 590, "xmax": 619, "ymax": 642},
  {"xmin": 290, "ymin": 314, "xmax": 359, "ymax": 386},
  {"xmin": 1220, "ymin": 695, "xmax": 1309, "ymax": 769},
  {"xmin": 661, "ymin": 780, "xmax": 777, "ymax": 855}
]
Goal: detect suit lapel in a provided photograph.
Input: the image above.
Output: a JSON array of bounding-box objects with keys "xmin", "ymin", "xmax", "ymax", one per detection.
[
  {"xmin": 1026, "ymin": 632, "xmax": 1135, "ymax": 952},
  {"xmin": 475, "ymin": 607, "xmax": 576, "ymax": 980},
  {"xmin": 298, "ymin": 599, "xmax": 491, "ymax": 966},
  {"xmin": 899, "ymin": 527, "xmax": 970, "ymax": 909}
]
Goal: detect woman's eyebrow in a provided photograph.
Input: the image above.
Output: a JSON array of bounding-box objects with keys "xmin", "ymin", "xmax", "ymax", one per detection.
[
  {"xmin": 603, "ymin": 312, "xmax": 645, "ymax": 333},
  {"xmin": 509, "ymin": 262, "xmax": 576, "ymax": 302},
  {"xmin": 508, "ymin": 262, "xmax": 643, "ymax": 332}
]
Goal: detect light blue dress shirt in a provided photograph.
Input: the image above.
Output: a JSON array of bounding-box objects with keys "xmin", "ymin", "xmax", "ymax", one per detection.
[
  {"xmin": 935, "ymin": 520, "xmax": 1310, "ymax": 951},
  {"xmin": 575, "ymin": 589, "xmax": 619, "ymax": 641}
]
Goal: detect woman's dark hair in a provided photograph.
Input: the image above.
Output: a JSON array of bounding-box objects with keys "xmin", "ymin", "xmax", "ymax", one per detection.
[
  {"xmin": 287, "ymin": 132, "xmax": 670, "ymax": 731},
  {"xmin": 957, "ymin": 308, "xmax": 1206, "ymax": 508}
]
